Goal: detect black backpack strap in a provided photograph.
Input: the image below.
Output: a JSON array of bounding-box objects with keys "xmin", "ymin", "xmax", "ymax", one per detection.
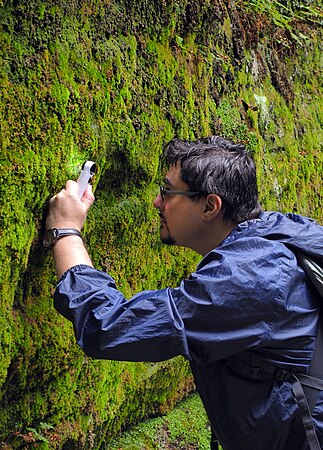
[
  {"xmin": 290, "ymin": 374, "xmax": 321, "ymax": 450},
  {"xmin": 295, "ymin": 251, "xmax": 323, "ymax": 299},
  {"xmin": 302, "ymin": 317, "xmax": 323, "ymax": 414},
  {"xmin": 289, "ymin": 249, "xmax": 323, "ymax": 415}
]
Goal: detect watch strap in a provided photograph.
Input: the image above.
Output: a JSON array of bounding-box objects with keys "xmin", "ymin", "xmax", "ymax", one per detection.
[
  {"xmin": 55, "ymin": 228, "xmax": 82, "ymax": 238},
  {"xmin": 43, "ymin": 228, "xmax": 82, "ymax": 248}
]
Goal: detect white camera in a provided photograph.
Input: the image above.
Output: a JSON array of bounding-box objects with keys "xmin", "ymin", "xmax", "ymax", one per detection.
[{"xmin": 77, "ymin": 161, "xmax": 96, "ymax": 198}]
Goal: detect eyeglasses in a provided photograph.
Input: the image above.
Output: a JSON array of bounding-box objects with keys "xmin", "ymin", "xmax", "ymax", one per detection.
[{"xmin": 159, "ymin": 185, "xmax": 206, "ymax": 202}]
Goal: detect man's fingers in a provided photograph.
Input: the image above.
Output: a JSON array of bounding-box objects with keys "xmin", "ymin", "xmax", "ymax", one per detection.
[
  {"xmin": 66, "ymin": 179, "xmax": 78, "ymax": 193},
  {"xmin": 82, "ymin": 185, "xmax": 95, "ymax": 209}
]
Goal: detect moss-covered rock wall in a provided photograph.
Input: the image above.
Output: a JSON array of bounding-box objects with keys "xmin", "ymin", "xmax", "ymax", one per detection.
[{"xmin": 0, "ymin": 0, "xmax": 322, "ymax": 448}]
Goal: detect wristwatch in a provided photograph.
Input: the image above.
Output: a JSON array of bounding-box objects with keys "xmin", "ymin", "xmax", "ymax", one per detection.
[{"xmin": 43, "ymin": 228, "xmax": 82, "ymax": 249}]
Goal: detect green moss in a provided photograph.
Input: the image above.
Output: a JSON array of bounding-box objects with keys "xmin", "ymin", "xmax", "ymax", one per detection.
[
  {"xmin": 107, "ymin": 393, "xmax": 212, "ymax": 450},
  {"xmin": 0, "ymin": 1, "xmax": 322, "ymax": 448}
]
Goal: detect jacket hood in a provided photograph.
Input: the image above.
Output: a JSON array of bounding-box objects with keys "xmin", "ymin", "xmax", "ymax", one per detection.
[{"xmin": 234, "ymin": 211, "xmax": 323, "ymax": 258}]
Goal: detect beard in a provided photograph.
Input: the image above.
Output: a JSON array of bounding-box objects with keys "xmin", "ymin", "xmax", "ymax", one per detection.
[
  {"xmin": 159, "ymin": 212, "xmax": 176, "ymax": 246},
  {"xmin": 161, "ymin": 235, "xmax": 176, "ymax": 246}
]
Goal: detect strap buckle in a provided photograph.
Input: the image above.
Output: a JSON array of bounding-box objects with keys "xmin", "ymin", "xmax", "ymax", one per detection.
[
  {"xmin": 274, "ymin": 367, "xmax": 291, "ymax": 382},
  {"xmin": 250, "ymin": 355, "xmax": 262, "ymax": 379}
]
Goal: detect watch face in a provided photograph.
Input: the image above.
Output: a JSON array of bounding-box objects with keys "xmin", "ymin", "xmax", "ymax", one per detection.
[{"xmin": 43, "ymin": 229, "xmax": 56, "ymax": 248}]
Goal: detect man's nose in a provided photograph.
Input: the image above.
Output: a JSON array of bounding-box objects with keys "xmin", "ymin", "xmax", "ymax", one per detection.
[{"xmin": 153, "ymin": 193, "xmax": 163, "ymax": 209}]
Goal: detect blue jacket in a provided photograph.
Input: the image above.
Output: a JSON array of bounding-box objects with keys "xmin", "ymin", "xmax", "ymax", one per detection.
[{"xmin": 54, "ymin": 211, "xmax": 323, "ymax": 449}]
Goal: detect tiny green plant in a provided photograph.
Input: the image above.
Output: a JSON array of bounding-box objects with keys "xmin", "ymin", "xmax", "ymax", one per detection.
[{"xmin": 26, "ymin": 422, "xmax": 54, "ymax": 444}]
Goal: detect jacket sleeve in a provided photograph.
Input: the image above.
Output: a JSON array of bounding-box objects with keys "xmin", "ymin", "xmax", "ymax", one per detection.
[
  {"xmin": 54, "ymin": 264, "xmax": 191, "ymax": 362},
  {"xmin": 54, "ymin": 236, "xmax": 319, "ymax": 365}
]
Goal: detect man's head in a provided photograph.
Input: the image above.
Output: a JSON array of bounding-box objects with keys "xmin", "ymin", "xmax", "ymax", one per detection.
[
  {"xmin": 163, "ymin": 136, "xmax": 262, "ymax": 224},
  {"xmin": 153, "ymin": 136, "xmax": 262, "ymax": 255}
]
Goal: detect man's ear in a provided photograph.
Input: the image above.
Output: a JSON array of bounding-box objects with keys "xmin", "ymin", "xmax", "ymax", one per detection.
[{"xmin": 202, "ymin": 194, "xmax": 222, "ymax": 221}]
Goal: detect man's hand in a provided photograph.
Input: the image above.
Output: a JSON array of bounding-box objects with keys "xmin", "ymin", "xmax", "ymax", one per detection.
[
  {"xmin": 46, "ymin": 180, "xmax": 95, "ymax": 231},
  {"xmin": 45, "ymin": 180, "xmax": 95, "ymax": 279}
]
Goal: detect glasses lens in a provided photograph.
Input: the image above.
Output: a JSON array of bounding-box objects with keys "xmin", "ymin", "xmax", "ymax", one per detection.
[{"xmin": 160, "ymin": 186, "xmax": 165, "ymax": 201}]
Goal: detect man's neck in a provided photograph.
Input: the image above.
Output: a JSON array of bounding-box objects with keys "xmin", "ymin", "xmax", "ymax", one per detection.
[{"xmin": 195, "ymin": 220, "xmax": 237, "ymax": 256}]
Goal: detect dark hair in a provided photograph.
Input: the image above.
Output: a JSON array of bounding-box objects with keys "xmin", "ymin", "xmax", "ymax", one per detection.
[{"xmin": 163, "ymin": 136, "xmax": 263, "ymax": 223}]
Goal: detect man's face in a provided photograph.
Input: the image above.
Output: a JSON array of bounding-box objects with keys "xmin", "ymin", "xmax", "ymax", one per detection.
[{"xmin": 153, "ymin": 162, "xmax": 205, "ymax": 251}]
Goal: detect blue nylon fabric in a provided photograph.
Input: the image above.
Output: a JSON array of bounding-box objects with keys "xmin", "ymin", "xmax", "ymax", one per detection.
[{"xmin": 54, "ymin": 211, "xmax": 323, "ymax": 449}]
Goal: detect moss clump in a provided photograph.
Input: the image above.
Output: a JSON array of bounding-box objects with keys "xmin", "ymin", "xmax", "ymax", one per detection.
[{"xmin": 107, "ymin": 393, "xmax": 212, "ymax": 450}]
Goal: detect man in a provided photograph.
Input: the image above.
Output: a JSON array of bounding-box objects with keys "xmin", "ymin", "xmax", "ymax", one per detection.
[{"xmin": 45, "ymin": 136, "xmax": 323, "ymax": 449}]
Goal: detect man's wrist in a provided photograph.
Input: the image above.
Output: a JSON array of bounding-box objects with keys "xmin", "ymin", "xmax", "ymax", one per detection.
[
  {"xmin": 51, "ymin": 234, "xmax": 93, "ymax": 279},
  {"xmin": 52, "ymin": 234, "xmax": 85, "ymax": 253},
  {"xmin": 43, "ymin": 228, "xmax": 82, "ymax": 249}
]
